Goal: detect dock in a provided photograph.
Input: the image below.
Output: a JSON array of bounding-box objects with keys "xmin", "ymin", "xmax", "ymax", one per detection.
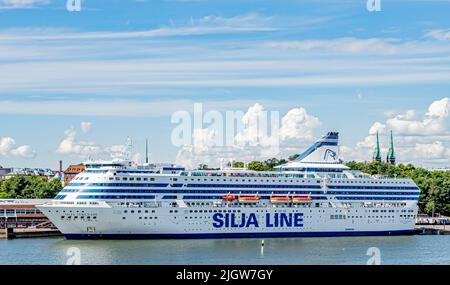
[
  {"xmin": 1, "ymin": 227, "xmax": 62, "ymax": 239},
  {"xmin": 416, "ymin": 225, "xmax": 450, "ymax": 235},
  {"xmin": 0, "ymin": 199, "xmax": 62, "ymax": 239}
]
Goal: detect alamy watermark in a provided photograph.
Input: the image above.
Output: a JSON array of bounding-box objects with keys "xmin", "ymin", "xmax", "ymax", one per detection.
[
  {"xmin": 366, "ymin": 247, "xmax": 381, "ymax": 265},
  {"xmin": 66, "ymin": 247, "xmax": 81, "ymax": 265},
  {"xmin": 67, "ymin": 0, "xmax": 81, "ymax": 12},
  {"xmin": 171, "ymin": 103, "xmax": 281, "ymax": 158},
  {"xmin": 367, "ymin": 0, "xmax": 381, "ymax": 12}
]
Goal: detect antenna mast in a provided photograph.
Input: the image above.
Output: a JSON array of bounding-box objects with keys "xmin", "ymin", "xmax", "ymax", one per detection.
[
  {"xmin": 145, "ymin": 138, "xmax": 149, "ymax": 164},
  {"xmin": 125, "ymin": 137, "xmax": 133, "ymax": 160}
]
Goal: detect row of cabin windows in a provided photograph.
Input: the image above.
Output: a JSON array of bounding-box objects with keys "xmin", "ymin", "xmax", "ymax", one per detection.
[
  {"xmin": 372, "ymin": 209, "xmax": 396, "ymax": 213},
  {"xmin": 340, "ymin": 215, "xmax": 400, "ymax": 219},
  {"xmin": 330, "ymin": 215, "xmax": 346, "ymax": 220},
  {"xmin": 109, "ymin": 177, "xmax": 156, "ymax": 182},
  {"xmin": 189, "ymin": 209, "xmax": 241, "ymax": 214},
  {"xmin": 333, "ymin": 180, "xmax": 409, "ymax": 185},
  {"xmin": 124, "ymin": 209, "xmax": 157, "ymax": 214},
  {"xmin": 60, "ymin": 216, "xmax": 96, "ymax": 220},
  {"xmin": 123, "ymin": 216, "xmax": 159, "ymax": 220}
]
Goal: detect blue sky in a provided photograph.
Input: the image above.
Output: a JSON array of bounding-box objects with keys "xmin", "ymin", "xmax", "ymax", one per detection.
[{"xmin": 0, "ymin": 0, "xmax": 449, "ymax": 169}]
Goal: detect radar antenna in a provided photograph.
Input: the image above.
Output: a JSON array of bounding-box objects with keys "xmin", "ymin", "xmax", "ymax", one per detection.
[{"xmin": 125, "ymin": 137, "xmax": 133, "ymax": 160}]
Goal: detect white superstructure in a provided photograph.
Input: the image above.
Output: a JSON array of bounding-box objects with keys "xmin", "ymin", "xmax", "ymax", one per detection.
[{"xmin": 38, "ymin": 132, "xmax": 420, "ymax": 239}]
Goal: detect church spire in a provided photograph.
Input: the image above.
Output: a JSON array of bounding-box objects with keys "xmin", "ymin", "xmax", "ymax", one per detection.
[
  {"xmin": 387, "ymin": 131, "xmax": 396, "ymax": 165},
  {"xmin": 373, "ymin": 131, "xmax": 382, "ymax": 163}
]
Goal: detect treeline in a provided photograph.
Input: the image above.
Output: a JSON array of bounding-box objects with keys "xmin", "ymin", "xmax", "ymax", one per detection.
[
  {"xmin": 346, "ymin": 161, "xmax": 450, "ymax": 216},
  {"xmin": 221, "ymin": 155, "xmax": 299, "ymax": 171},
  {"xmin": 0, "ymin": 175, "xmax": 63, "ymax": 199}
]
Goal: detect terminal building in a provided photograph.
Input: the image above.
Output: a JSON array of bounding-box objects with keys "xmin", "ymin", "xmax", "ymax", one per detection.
[{"xmin": 0, "ymin": 199, "xmax": 54, "ymax": 229}]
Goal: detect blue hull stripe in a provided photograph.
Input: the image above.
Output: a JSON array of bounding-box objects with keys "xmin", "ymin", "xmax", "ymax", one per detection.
[{"xmin": 64, "ymin": 230, "xmax": 418, "ymax": 240}]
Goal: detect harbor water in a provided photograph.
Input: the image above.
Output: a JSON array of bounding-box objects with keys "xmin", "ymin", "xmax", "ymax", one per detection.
[{"xmin": 0, "ymin": 235, "xmax": 449, "ymax": 265}]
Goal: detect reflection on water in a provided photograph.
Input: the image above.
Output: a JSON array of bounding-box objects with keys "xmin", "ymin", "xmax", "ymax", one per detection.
[{"xmin": 0, "ymin": 235, "xmax": 449, "ymax": 265}]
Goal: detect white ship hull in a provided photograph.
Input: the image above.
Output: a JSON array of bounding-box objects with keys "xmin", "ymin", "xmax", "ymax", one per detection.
[{"xmin": 39, "ymin": 202, "xmax": 418, "ymax": 239}]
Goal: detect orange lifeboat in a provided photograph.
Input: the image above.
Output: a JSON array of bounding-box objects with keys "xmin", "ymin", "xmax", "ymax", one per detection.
[
  {"xmin": 292, "ymin": 196, "xmax": 313, "ymax": 203},
  {"xmin": 270, "ymin": 195, "xmax": 291, "ymax": 204},
  {"xmin": 238, "ymin": 195, "xmax": 260, "ymax": 203},
  {"xmin": 222, "ymin": 195, "xmax": 237, "ymax": 201}
]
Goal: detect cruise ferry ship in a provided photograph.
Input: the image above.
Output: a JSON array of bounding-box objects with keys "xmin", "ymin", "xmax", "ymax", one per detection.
[{"xmin": 38, "ymin": 132, "xmax": 420, "ymax": 239}]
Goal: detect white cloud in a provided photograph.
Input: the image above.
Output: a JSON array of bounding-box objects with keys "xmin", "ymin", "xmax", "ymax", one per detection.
[
  {"xmin": 0, "ymin": 137, "xmax": 36, "ymax": 158},
  {"xmin": 56, "ymin": 128, "xmax": 126, "ymax": 159},
  {"xmin": 342, "ymin": 97, "xmax": 450, "ymax": 167},
  {"xmin": 377, "ymin": 98, "xmax": 449, "ymax": 136},
  {"xmin": 10, "ymin": 145, "xmax": 36, "ymax": 158},
  {"xmin": 413, "ymin": 141, "xmax": 448, "ymax": 160},
  {"xmin": 0, "ymin": 0, "xmax": 49, "ymax": 9},
  {"xmin": 2, "ymin": 33, "xmax": 450, "ymax": 96},
  {"xmin": 132, "ymin": 152, "xmax": 143, "ymax": 164},
  {"xmin": 195, "ymin": 13, "xmax": 274, "ymax": 28},
  {"xmin": 0, "ymin": 99, "xmax": 295, "ymax": 117},
  {"xmin": 369, "ymin": 122, "xmax": 386, "ymax": 135},
  {"xmin": 175, "ymin": 103, "xmax": 321, "ymax": 168},
  {"xmin": 235, "ymin": 103, "xmax": 274, "ymax": 148},
  {"xmin": 0, "ymin": 13, "xmax": 274, "ymax": 41},
  {"xmin": 80, "ymin": 121, "xmax": 92, "ymax": 133},
  {"xmin": 280, "ymin": 107, "xmax": 321, "ymax": 141},
  {"xmin": 424, "ymin": 29, "xmax": 450, "ymax": 41},
  {"xmin": 2, "ymin": 26, "xmax": 450, "ymax": 97},
  {"xmin": 263, "ymin": 38, "xmax": 402, "ymax": 54}
]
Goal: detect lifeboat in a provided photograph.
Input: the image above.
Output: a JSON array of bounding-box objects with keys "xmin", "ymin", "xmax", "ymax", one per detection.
[
  {"xmin": 238, "ymin": 195, "xmax": 260, "ymax": 203},
  {"xmin": 222, "ymin": 195, "xmax": 237, "ymax": 201},
  {"xmin": 270, "ymin": 196, "xmax": 291, "ymax": 204},
  {"xmin": 292, "ymin": 196, "xmax": 313, "ymax": 203}
]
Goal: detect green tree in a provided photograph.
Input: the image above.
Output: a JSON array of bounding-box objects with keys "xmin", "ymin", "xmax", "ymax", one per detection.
[
  {"xmin": 288, "ymin": 154, "xmax": 300, "ymax": 161},
  {"xmin": 0, "ymin": 175, "xmax": 63, "ymax": 199},
  {"xmin": 232, "ymin": 161, "xmax": 244, "ymax": 168},
  {"xmin": 248, "ymin": 161, "xmax": 265, "ymax": 171}
]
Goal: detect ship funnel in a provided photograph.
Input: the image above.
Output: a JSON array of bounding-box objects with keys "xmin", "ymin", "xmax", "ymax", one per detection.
[{"xmin": 294, "ymin": 132, "xmax": 340, "ymax": 164}]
